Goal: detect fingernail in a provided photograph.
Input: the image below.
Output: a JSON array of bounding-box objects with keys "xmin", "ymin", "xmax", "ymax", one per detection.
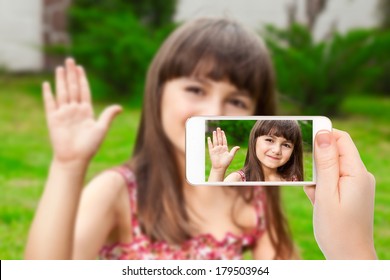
[
  {"xmin": 316, "ymin": 130, "xmax": 331, "ymax": 148},
  {"xmin": 66, "ymin": 57, "xmax": 74, "ymax": 64}
]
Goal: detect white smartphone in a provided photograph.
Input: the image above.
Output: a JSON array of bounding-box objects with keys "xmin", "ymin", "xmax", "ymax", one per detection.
[{"xmin": 186, "ymin": 116, "xmax": 332, "ymax": 186}]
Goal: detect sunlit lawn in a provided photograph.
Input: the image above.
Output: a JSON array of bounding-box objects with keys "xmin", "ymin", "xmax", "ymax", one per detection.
[{"xmin": 0, "ymin": 75, "xmax": 389, "ymax": 259}]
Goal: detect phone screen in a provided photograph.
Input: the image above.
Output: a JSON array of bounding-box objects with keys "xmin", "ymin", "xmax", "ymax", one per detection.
[
  {"xmin": 186, "ymin": 116, "xmax": 331, "ymax": 186},
  {"xmin": 205, "ymin": 119, "xmax": 312, "ymax": 182}
]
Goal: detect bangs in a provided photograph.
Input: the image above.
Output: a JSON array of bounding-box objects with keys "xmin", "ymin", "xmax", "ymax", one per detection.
[
  {"xmin": 256, "ymin": 120, "xmax": 301, "ymax": 144},
  {"xmin": 158, "ymin": 18, "xmax": 271, "ymax": 100}
]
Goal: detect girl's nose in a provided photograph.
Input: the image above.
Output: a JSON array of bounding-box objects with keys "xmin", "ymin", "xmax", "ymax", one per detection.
[
  {"xmin": 199, "ymin": 100, "xmax": 224, "ymax": 116},
  {"xmin": 272, "ymin": 145, "xmax": 282, "ymax": 154}
]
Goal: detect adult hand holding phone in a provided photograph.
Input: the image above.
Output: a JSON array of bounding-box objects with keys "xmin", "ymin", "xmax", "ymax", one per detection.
[{"xmin": 305, "ymin": 129, "xmax": 377, "ymax": 259}]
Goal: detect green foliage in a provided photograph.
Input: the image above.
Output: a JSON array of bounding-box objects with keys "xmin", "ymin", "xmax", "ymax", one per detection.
[
  {"xmin": 264, "ymin": 24, "xmax": 390, "ymax": 115},
  {"xmin": 206, "ymin": 120, "xmax": 256, "ymax": 147},
  {"xmin": 65, "ymin": 0, "xmax": 177, "ymax": 102},
  {"xmin": 298, "ymin": 120, "xmax": 312, "ymax": 151},
  {"xmin": 71, "ymin": 0, "xmax": 177, "ymax": 29}
]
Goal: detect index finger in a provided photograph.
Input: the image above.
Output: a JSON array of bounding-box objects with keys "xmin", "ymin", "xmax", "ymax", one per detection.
[
  {"xmin": 77, "ymin": 66, "xmax": 91, "ymax": 104},
  {"xmin": 55, "ymin": 66, "xmax": 68, "ymax": 105},
  {"xmin": 222, "ymin": 130, "xmax": 227, "ymax": 146}
]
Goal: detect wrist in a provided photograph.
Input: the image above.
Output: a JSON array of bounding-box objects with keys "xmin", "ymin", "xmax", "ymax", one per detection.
[
  {"xmin": 208, "ymin": 168, "xmax": 227, "ymax": 182},
  {"xmin": 210, "ymin": 167, "xmax": 227, "ymax": 175},
  {"xmin": 51, "ymin": 157, "xmax": 89, "ymax": 172}
]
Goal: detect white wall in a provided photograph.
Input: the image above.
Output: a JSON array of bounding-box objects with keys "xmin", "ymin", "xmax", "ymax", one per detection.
[
  {"xmin": 0, "ymin": 0, "xmax": 43, "ymax": 71},
  {"xmin": 175, "ymin": 0, "xmax": 381, "ymax": 40},
  {"xmin": 0, "ymin": 0, "xmax": 382, "ymax": 71}
]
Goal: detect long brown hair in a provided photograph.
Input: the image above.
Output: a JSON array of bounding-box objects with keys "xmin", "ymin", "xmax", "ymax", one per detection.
[
  {"xmin": 128, "ymin": 17, "xmax": 295, "ymax": 259},
  {"xmin": 243, "ymin": 120, "xmax": 304, "ymax": 181}
]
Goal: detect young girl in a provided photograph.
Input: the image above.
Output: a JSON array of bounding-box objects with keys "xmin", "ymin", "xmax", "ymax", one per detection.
[
  {"xmin": 25, "ymin": 17, "xmax": 377, "ymax": 260},
  {"xmin": 208, "ymin": 120, "xmax": 304, "ymax": 182}
]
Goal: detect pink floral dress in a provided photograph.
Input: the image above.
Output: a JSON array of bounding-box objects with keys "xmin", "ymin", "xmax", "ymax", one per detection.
[
  {"xmin": 235, "ymin": 170, "xmax": 298, "ymax": 182},
  {"xmin": 98, "ymin": 166, "xmax": 267, "ymax": 260}
]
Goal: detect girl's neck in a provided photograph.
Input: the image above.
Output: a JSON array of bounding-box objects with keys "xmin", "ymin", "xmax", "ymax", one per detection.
[{"xmin": 261, "ymin": 165, "xmax": 280, "ymax": 181}]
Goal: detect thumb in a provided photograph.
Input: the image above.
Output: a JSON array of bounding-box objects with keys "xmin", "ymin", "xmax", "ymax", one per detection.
[
  {"xmin": 314, "ymin": 130, "xmax": 339, "ymax": 196},
  {"xmin": 229, "ymin": 146, "xmax": 240, "ymax": 157},
  {"xmin": 97, "ymin": 105, "xmax": 122, "ymax": 131}
]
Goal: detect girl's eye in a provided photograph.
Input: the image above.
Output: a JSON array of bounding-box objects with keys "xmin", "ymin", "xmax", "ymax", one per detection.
[
  {"xmin": 265, "ymin": 138, "xmax": 273, "ymax": 143},
  {"xmin": 186, "ymin": 86, "xmax": 204, "ymax": 96},
  {"xmin": 283, "ymin": 143, "xmax": 292, "ymax": 148},
  {"xmin": 228, "ymin": 99, "xmax": 248, "ymax": 109}
]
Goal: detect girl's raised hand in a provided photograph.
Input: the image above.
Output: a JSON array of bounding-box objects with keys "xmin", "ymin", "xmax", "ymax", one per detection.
[
  {"xmin": 43, "ymin": 58, "xmax": 122, "ymax": 164},
  {"xmin": 207, "ymin": 128, "xmax": 240, "ymax": 173},
  {"xmin": 305, "ymin": 129, "xmax": 376, "ymax": 259}
]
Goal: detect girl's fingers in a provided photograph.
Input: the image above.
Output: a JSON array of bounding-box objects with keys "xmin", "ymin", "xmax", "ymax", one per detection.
[
  {"xmin": 212, "ymin": 130, "xmax": 217, "ymax": 146},
  {"xmin": 207, "ymin": 137, "xmax": 213, "ymax": 151},
  {"xmin": 77, "ymin": 66, "xmax": 91, "ymax": 104},
  {"xmin": 216, "ymin": 127, "xmax": 222, "ymax": 145},
  {"xmin": 222, "ymin": 130, "xmax": 227, "ymax": 146},
  {"xmin": 55, "ymin": 66, "xmax": 67, "ymax": 105},
  {"xmin": 42, "ymin": 82, "xmax": 57, "ymax": 114},
  {"xmin": 65, "ymin": 58, "xmax": 79, "ymax": 102},
  {"xmin": 229, "ymin": 146, "xmax": 240, "ymax": 157},
  {"xmin": 97, "ymin": 105, "xmax": 122, "ymax": 131}
]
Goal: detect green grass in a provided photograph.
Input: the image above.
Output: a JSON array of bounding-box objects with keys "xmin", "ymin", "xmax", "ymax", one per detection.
[{"xmin": 0, "ymin": 75, "xmax": 389, "ymax": 259}]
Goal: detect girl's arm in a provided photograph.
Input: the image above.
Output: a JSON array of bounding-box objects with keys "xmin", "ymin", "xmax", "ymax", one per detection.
[
  {"xmin": 252, "ymin": 230, "xmax": 277, "ymax": 259},
  {"xmin": 253, "ymin": 228, "xmax": 299, "ymax": 260},
  {"xmin": 207, "ymin": 128, "xmax": 240, "ymax": 181},
  {"xmin": 25, "ymin": 160, "xmax": 87, "ymax": 259},
  {"xmin": 72, "ymin": 170, "xmax": 130, "ymax": 259},
  {"xmin": 305, "ymin": 129, "xmax": 377, "ymax": 259},
  {"xmin": 25, "ymin": 58, "xmax": 122, "ymax": 259}
]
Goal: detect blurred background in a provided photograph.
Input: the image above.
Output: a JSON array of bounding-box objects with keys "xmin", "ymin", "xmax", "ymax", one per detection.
[{"xmin": 0, "ymin": 0, "xmax": 389, "ymax": 259}]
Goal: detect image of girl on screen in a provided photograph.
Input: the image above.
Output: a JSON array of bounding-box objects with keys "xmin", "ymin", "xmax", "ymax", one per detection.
[
  {"xmin": 208, "ymin": 120, "xmax": 304, "ymax": 182},
  {"xmin": 25, "ymin": 17, "xmax": 377, "ymax": 260}
]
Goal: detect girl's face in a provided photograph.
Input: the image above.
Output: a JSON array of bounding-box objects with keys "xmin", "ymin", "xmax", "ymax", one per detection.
[
  {"xmin": 161, "ymin": 77, "xmax": 256, "ymax": 155},
  {"xmin": 255, "ymin": 135, "xmax": 294, "ymax": 170}
]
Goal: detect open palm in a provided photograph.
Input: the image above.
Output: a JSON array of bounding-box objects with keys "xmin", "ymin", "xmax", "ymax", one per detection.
[
  {"xmin": 207, "ymin": 127, "xmax": 240, "ymax": 171},
  {"xmin": 43, "ymin": 58, "xmax": 122, "ymax": 163}
]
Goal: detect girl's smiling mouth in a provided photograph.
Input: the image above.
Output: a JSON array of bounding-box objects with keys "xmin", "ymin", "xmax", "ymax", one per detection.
[{"xmin": 267, "ymin": 155, "xmax": 281, "ymax": 160}]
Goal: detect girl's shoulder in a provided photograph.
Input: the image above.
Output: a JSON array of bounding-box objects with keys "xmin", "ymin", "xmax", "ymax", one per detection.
[
  {"xmin": 224, "ymin": 170, "xmax": 246, "ymax": 182},
  {"xmin": 85, "ymin": 165, "xmax": 136, "ymax": 202},
  {"xmin": 107, "ymin": 165, "xmax": 137, "ymax": 188}
]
